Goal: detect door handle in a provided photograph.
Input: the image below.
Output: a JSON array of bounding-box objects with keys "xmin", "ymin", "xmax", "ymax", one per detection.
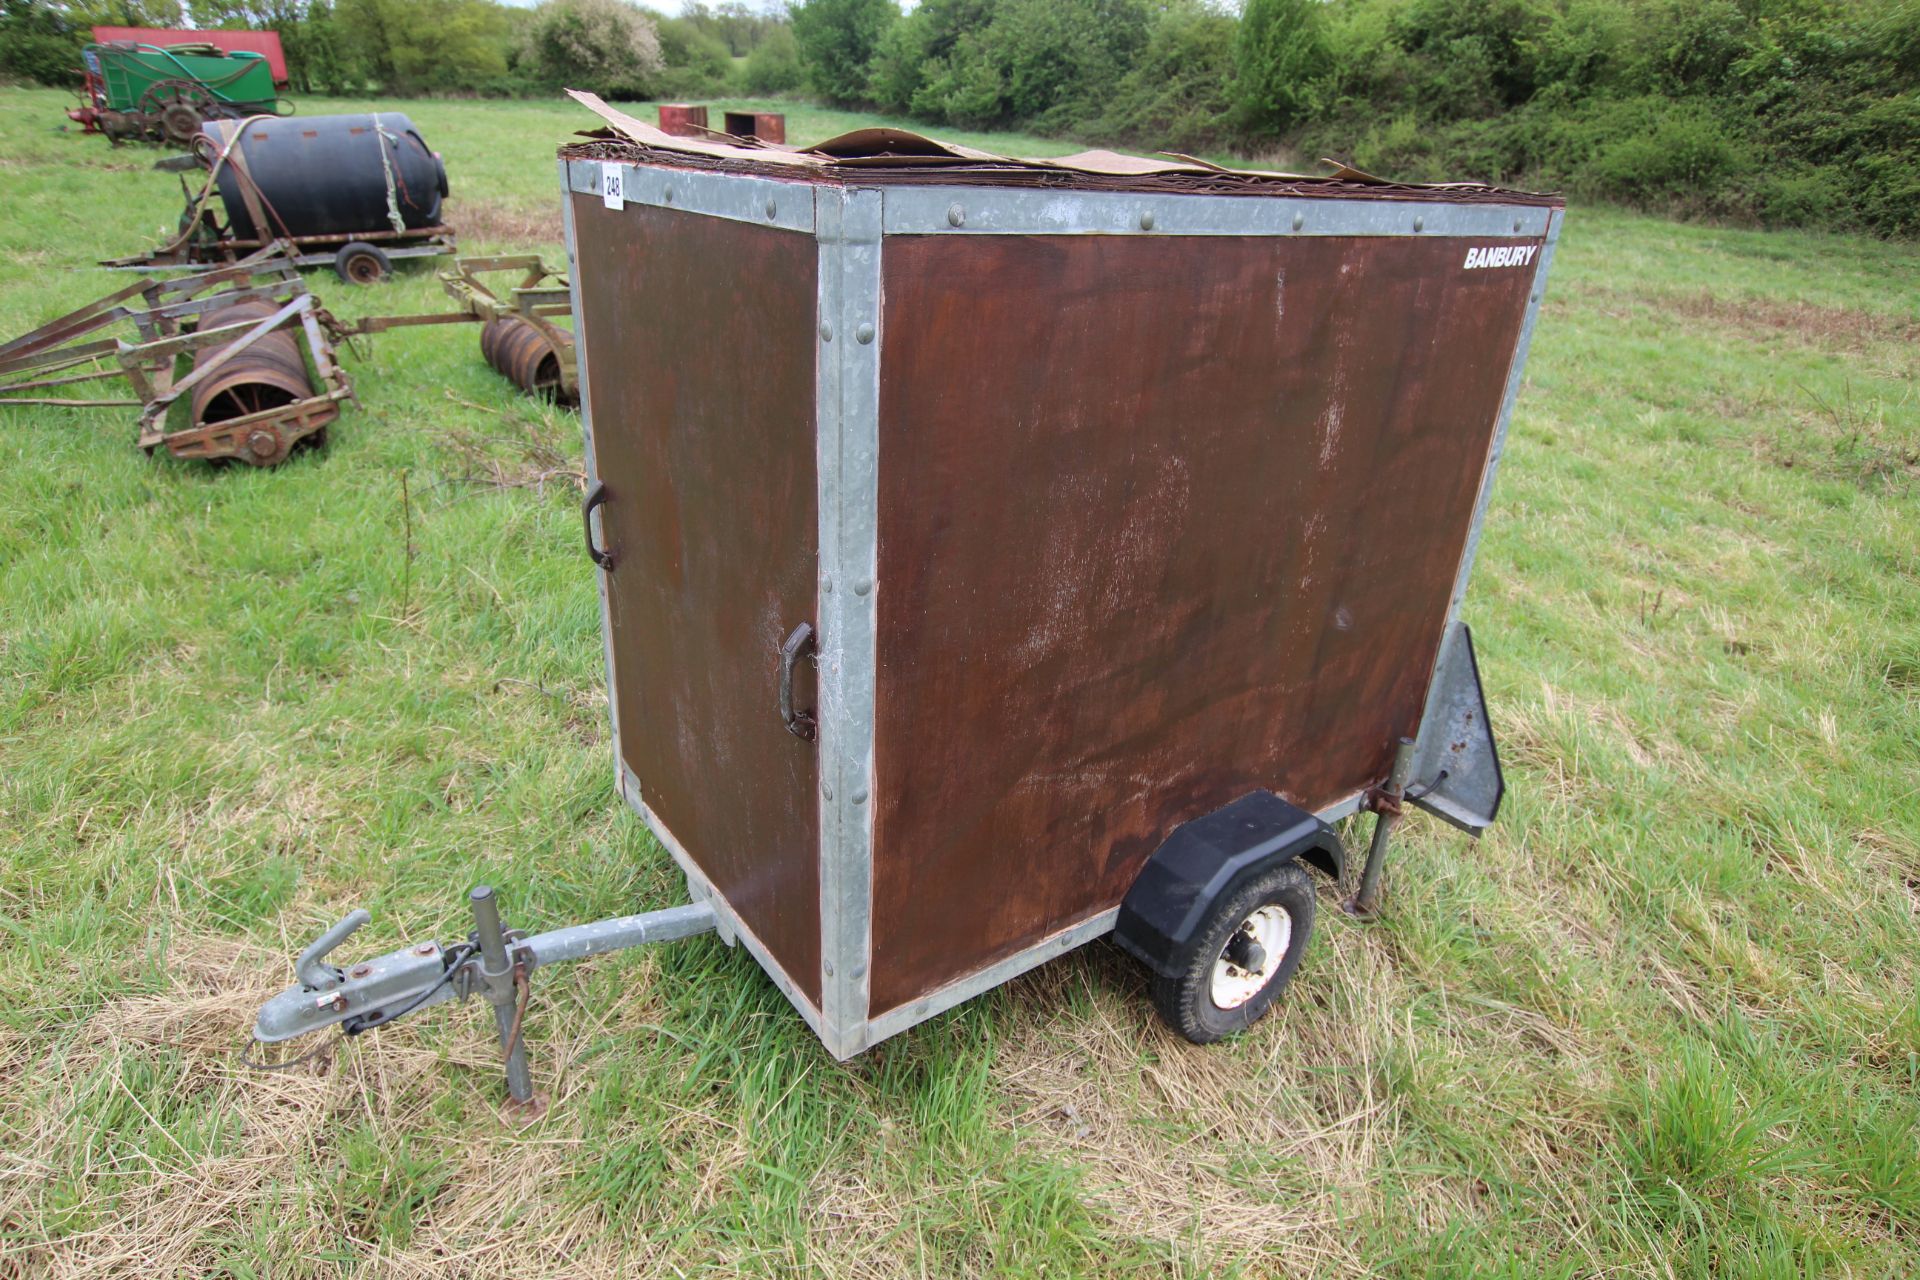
[
  {"xmin": 582, "ymin": 480, "xmax": 613, "ymax": 570},
  {"xmin": 779, "ymin": 621, "xmax": 816, "ymax": 741}
]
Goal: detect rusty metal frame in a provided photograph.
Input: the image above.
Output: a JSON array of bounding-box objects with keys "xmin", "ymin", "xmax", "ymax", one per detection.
[
  {"xmin": 1, "ymin": 247, "xmax": 350, "ymax": 465},
  {"xmin": 105, "ymin": 226, "xmax": 459, "ymax": 273},
  {"xmin": 120, "ymin": 289, "xmax": 351, "ymax": 462},
  {"xmin": 352, "ymin": 254, "xmax": 577, "ymax": 402},
  {"xmin": 0, "ymin": 246, "xmax": 300, "ymax": 406}
]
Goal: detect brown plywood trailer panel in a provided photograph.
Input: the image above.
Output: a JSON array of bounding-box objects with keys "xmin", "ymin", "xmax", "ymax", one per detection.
[
  {"xmin": 867, "ymin": 233, "xmax": 1536, "ymax": 1016},
  {"xmin": 566, "ymin": 193, "xmax": 824, "ymax": 1014},
  {"xmin": 559, "ymin": 115, "xmax": 1561, "ymax": 1058}
]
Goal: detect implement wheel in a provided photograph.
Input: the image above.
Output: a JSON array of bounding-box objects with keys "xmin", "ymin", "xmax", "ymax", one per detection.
[
  {"xmin": 334, "ymin": 242, "xmax": 392, "ymax": 286},
  {"xmin": 141, "ymin": 80, "xmax": 214, "ymax": 145},
  {"xmin": 159, "ymin": 102, "xmax": 202, "ymax": 145}
]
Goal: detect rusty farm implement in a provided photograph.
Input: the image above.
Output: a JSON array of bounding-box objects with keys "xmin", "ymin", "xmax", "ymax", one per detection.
[{"xmin": 0, "ymin": 250, "xmax": 576, "ymax": 468}]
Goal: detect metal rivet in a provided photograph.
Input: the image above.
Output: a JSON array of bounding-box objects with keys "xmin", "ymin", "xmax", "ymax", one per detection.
[
  {"xmin": 852, "ymin": 963, "xmax": 867, "ymax": 979},
  {"xmin": 822, "ymin": 781, "xmax": 834, "ymax": 800},
  {"xmin": 1139, "ymin": 211, "xmax": 1155, "ymax": 231},
  {"xmin": 822, "ymin": 576, "xmax": 833, "ymax": 593},
  {"xmin": 824, "ymin": 960, "xmax": 835, "ymax": 977},
  {"xmin": 663, "ymin": 187, "xmax": 674, "ymax": 204},
  {"xmin": 412, "ymin": 943, "xmax": 436, "ymax": 956},
  {"xmin": 947, "ymin": 203, "xmax": 965, "ymax": 227},
  {"xmin": 1292, "ymin": 212, "xmax": 1305, "ymax": 231},
  {"xmin": 852, "ymin": 789, "xmax": 868, "ymax": 805},
  {"xmin": 766, "ymin": 198, "xmax": 778, "ymax": 220},
  {"xmin": 1413, "ymin": 216, "xmax": 1424, "ymax": 232},
  {"xmin": 819, "ymin": 321, "xmax": 833, "ymax": 342},
  {"xmin": 854, "ymin": 578, "xmax": 873, "ymax": 596},
  {"xmin": 856, "ymin": 322, "xmax": 874, "ymax": 345},
  {"xmin": 1513, "ymin": 218, "xmax": 1523, "ymax": 233}
]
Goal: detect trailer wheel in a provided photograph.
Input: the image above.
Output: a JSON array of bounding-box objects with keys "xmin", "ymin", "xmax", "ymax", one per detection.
[
  {"xmin": 334, "ymin": 242, "xmax": 392, "ymax": 285},
  {"xmin": 1150, "ymin": 860, "xmax": 1315, "ymax": 1045}
]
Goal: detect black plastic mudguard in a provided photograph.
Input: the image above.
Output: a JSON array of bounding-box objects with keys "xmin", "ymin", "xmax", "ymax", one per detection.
[{"xmin": 1113, "ymin": 791, "xmax": 1344, "ymax": 980}]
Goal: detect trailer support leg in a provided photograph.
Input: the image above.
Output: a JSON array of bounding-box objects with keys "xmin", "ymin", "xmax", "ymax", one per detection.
[
  {"xmin": 469, "ymin": 884, "xmax": 542, "ymax": 1120},
  {"xmin": 1347, "ymin": 737, "xmax": 1414, "ymax": 917}
]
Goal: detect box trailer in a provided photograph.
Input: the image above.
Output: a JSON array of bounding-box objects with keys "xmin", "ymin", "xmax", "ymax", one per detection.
[{"xmin": 251, "ymin": 97, "xmax": 1561, "ymax": 1113}]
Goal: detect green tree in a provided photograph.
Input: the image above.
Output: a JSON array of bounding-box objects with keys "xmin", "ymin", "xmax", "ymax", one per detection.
[
  {"xmin": 326, "ymin": 0, "xmax": 514, "ymax": 95},
  {"xmin": 877, "ymin": 0, "xmax": 1147, "ymax": 130},
  {"xmin": 293, "ymin": 0, "xmax": 349, "ymax": 92},
  {"xmin": 522, "ymin": 0, "xmax": 662, "ymax": 97},
  {"xmin": 656, "ymin": 14, "xmax": 733, "ymax": 95},
  {"xmin": 743, "ymin": 21, "xmax": 802, "ymax": 94},
  {"xmin": 70, "ymin": 0, "xmax": 186, "ymax": 26},
  {"xmin": 1236, "ymin": 0, "xmax": 1329, "ymax": 130},
  {"xmin": 1098, "ymin": 0, "xmax": 1237, "ymax": 149},
  {"xmin": 391, "ymin": 0, "xmax": 508, "ymax": 93},
  {"xmin": 0, "ymin": 0, "xmax": 78, "ymax": 86},
  {"xmin": 790, "ymin": 0, "xmax": 894, "ymax": 105},
  {"xmin": 867, "ymin": 0, "xmax": 995, "ymax": 114},
  {"xmin": 682, "ymin": 1, "xmax": 782, "ymax": 58}
]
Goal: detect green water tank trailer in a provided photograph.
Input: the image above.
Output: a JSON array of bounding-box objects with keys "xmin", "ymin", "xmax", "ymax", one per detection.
[{"xmin": 72, "ymin": 42, "xmax": 284, "ymax": 145}]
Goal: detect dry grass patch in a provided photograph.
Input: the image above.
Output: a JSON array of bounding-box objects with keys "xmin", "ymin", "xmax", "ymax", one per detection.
[
  {"xmin": 435, "ymin": 393, "xmax": 585, "ymax": 498},
  {"xmin": 444, "ymin": 198, "xmax": 560, "ymax": 250},
  {"xmin": 1576, "ymin": 281, "xmax": 1920, "ymax": 357},
  {"xmin": 1658, "ymin": 289, "xmax": 1920, "ymax": 355},
  {"xmin": 0, "ymin": 933, "xmax": 670, "ymax": 1279},
  {"xmin": 993, "ymin": 948, "xmax": 1369, "ymax": 1273},
  {"xmin": 988, "ymin": 904, "xmax": 1611, "ymax": 1274}
]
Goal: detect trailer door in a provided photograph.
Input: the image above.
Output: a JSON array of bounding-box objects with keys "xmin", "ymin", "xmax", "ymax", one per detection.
[{"xmin": 568, "ymin": 192, "xmax": 823, "ymax": 1008}]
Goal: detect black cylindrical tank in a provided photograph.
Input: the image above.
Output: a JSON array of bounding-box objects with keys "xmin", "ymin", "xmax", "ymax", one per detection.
[{"xmin": 205, "ymin": 113, "xmax": 449, "ymax": 242}]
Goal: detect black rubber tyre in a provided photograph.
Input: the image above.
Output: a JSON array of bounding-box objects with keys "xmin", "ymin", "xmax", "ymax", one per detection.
[
  {"xmin": 334, "ymin": 242, "xmax": 392, "ymax": 285},
  {"xmin": 1150, "ymin": 860, "xmax": 1316, "ymax": 1045},
  {"xmin": 159, "ymin": 102, "xmax": 203, "ymax": 145}
]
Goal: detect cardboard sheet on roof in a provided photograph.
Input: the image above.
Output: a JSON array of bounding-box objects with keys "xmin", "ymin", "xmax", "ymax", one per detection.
[{"xmin": 561, "ymin": 89, "xmax": 1556, "ymax": 202}]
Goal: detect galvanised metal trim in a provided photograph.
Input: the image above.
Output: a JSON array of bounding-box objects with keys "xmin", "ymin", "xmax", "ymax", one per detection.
[
  {"xmin": 1316, "ymin": 788, "xmax": 1369, "ymax": 826},
  {"xmin": 621, "ymin": 763, "xmax": 835, "ymax": 1045},
  {"xmin": 560, "ymin": 166, "xmax": 627, "ymax": 810},
  {"xmin": 882, "ymin": 187, "xmax": 1553, "ymax": 239},
  {"xmin": 813, "ymin": 186, "xmax": 884, "ymax": 1052},
  {"xmin": 852, "ymin": 791, "xmax": 1370, "ymax": 1052},
  {"xmin": 569, "ymin": 156, "xmax": 816, "ymax": 234},
  {"xmin": 1415, "ymin": 206, "xmax": 1563, "ymax": 772},
  {"xmin": 855, "ymin": 907, "xmax": 1121, "ymax": 1052}
]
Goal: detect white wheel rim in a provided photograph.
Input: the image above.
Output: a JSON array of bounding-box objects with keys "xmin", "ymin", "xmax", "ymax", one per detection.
[{"xmin": 1209, "ymin": 905, "xmax": 1291, "ymax": 1010}]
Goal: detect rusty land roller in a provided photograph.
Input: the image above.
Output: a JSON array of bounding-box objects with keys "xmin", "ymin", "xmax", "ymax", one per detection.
[
  {"xmin": 190, "ymin": 298, "xmax": 334, "ymax": 465},
  {"xmin": 480, "ymin": 315, "xmax": 572, "ymax": 404}
]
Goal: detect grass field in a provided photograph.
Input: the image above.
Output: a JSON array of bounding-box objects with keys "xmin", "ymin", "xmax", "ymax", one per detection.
[{"xmin": 0, "ymin": 85, "xmax": 1916, "ymax": 1277}]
